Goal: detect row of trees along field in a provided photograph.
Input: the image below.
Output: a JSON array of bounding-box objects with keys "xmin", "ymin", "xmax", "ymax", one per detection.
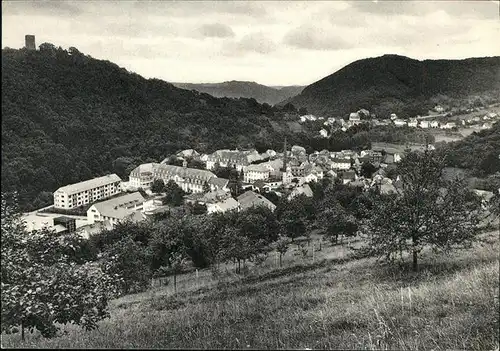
[{"xmin": 2, "ymin": 150, "xmax": 497, "ymax": 340}]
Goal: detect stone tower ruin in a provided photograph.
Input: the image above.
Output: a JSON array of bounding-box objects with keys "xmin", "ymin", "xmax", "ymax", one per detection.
[{"xmin": 25, "ymin": 35, "xmax": 36, "ymax": 50}]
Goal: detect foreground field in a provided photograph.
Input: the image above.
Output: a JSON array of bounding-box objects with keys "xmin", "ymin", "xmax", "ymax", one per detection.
[{"xmin": 2, "ymin": 232, "xmax": 499, "ymax": 350}]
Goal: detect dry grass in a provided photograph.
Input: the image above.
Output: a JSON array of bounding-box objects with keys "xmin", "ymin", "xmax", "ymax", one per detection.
[{"xmin": 2, "ymin": 232, "xmax": 498, "ymax": 350}]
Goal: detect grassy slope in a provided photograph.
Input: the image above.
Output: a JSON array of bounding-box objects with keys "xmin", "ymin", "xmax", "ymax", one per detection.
[{"xmin": 1, "ymin": 233, "xmax": 499, "ymax": 350}]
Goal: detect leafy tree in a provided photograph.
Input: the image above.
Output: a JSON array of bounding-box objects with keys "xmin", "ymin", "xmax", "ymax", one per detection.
[
  {"xmin": 276, "ymin": 196, "xmax": 312, "ymax": 242},
  {"xmin": 273, "ymin": 235, "xmax": 291, "ymax": 267},
  {"xmin": 361, "ymin": 151, "xmax": 482, "ymax": 271},
  {"xmin": 100, "ymin": 237, "xmax": 152, "ymax": 295},
  {"xmin": 317, "ymin": 202, "xmax": 358, "ymax": 244},
  {"xmin": 1, "ymin": 195, "xmax": 120, "ymax": 340},
  {"xmin": 167, "ymin": 251, "xmax": 188, "ymax": 293},
  {"xmin": 187, "ymin": 158, "xmax": 206, "ymax": 170},
  {"xmin": 151, "ymin": 179, "xmax": 165, "ymax": 194},
  {"xmin": 191, "ymin": 202, "xmax": 208, "ymax": 215},
  {"xmin": 202, "ymin": 181, "xmax": 211, "ymax": 193},
  {"xmin": 360, "ymin": 161, "xmax": 377, "ymax": 178},
  {"xmin": 162, "ymin": 180, "xmax": 185, "ymax": 206}
]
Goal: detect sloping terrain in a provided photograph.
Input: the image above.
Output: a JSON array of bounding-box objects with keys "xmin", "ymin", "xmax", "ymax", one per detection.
[
  {"xmin": 2, "ymin": 232, "xmax": 498, "ymax": 349},
  {"xmin": 286, "ymin": 54, "xmax": 500, "ymax": 117}
]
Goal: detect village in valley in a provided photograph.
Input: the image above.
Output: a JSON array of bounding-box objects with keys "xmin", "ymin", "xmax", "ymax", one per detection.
[{"xmin": 22, "ymin": 102, "xmax": 499, "ymax": 240}]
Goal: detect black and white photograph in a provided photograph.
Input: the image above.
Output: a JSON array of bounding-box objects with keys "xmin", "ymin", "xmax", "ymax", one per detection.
[{"xmin": 1, "ymin": 0, "xmax": 499, "ymax": 349}]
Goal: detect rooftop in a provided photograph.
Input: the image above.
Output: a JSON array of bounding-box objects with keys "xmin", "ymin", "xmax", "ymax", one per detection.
[
  {"xmin": 155, "ymin": 164, "xmax": 216, "ymax": 180},
  {"xmin": 237, "ymin": 191, "xmax": 276, "ymax": 211},
  {"xmin": 91, "ymin": 192, "xmax": 145, "ymax": 219}
]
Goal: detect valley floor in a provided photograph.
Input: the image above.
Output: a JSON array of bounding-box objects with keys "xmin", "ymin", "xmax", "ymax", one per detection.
[{"xmin": 2, "ymin": 231, "xmax": 499, "ymax": 350}]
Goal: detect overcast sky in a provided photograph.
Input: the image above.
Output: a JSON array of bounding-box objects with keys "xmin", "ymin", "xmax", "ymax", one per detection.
[{"xmin": 2, "ymin": 0, "xmax": 499, "ymax": 86}]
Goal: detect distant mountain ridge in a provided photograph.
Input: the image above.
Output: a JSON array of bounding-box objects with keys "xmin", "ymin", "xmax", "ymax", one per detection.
[
  {"xmin": 172, "ymin": 80, "xmax": 305, "ymax": 105},
  {"xmin": 285, "ymin": 54, "xmax": 500, "ymax": 118}
]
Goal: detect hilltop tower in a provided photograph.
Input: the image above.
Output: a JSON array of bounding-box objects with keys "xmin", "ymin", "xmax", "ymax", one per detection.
[{"xmin": 25, "ymin": 35, "xmax": 36, "ymax": 50}]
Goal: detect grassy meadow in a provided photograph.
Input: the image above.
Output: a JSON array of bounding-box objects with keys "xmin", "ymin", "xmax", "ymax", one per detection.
[{"xmin": 1, "ymin": 231, "xmax": 499, "ymax": 350}]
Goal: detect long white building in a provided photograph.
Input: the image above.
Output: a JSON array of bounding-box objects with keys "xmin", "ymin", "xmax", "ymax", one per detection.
[
  {"xmin": 53, "ymin": 174, "xmax": 122, "ymax": 210},
  {"xmin": 129, "ymin": 163, "xmax": 228, "ymax": 194}
]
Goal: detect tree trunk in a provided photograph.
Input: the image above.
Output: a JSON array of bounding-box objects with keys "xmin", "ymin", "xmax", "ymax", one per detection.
[
  {"xmin": 279, "ymin": 253, "xmax": 282, "ymax": 267},
  {"xmin": 412, "ymin": 250, "xmax": 418, "ymax": 272},
  {"xmin": 238, "ymin": 259, "xmax": 241, "ymax": 274},
  {"xmin": 174, "ymin": 273, "xmax": 177, "ymax": 293},
  {"xmin": 412, "ymin": 236, "xmax": 418, "ymax": 272},
  {"xmin": 21, "ymin": 319, "xmax": 25, "ymax": 341}
]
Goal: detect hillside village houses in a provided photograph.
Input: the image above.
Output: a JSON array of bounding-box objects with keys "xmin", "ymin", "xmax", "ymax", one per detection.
[{"xmin": 28, "ymin": 134, "xmax": 454, "ymax": 238}]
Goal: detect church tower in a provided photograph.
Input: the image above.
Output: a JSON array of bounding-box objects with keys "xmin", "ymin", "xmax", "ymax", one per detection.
[{"xmin": 282, "ymin": 137, "xmax": 288, "ymax": 172}]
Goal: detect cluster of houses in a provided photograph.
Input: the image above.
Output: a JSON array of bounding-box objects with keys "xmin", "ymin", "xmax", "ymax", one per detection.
[
  {"xmin": 307, "ymin": 108, "xmax": 499, "ymax": 138},
  {"xmin": 40, "ymin": 140, "xmax": 417, "ymax": 233},
  {"xmin": 24, "ymin": 116, "xmax": 498, "ymax": 238}
]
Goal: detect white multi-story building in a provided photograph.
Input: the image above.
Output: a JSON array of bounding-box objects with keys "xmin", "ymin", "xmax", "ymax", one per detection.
[
  {"xmin": 53, "ymin": 174, "xmax": 122, "ymax": 210},
  {"xmin": 129, "ymin": 163, "xmax": 155, "ymax": 189},
  {"xmin": 129, "ymin": 163, "xmax": 227, "ymax": 194},
  {"xmin": 331, "ymin": 158, "xmax": 352, "ymax": 170},
  {"xmin": 244, "ymin": 164, "xmax": 270, "ymax": 183}
]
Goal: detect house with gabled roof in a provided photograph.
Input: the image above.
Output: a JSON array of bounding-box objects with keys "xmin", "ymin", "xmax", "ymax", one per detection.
[
  {"xmin": 340, "ymin": 170, "xmax": 357, "ymax": 184},
  {"xmin": 87, "ymin": 192, "xmax": 145, "ymax": 227},
  {"xmin": 288, "ymin": 184, "xmax": 314, "ymax": 200},
  {"xmin": 237, "ymin": 191, "xmax": 276, "ymax": 212}
]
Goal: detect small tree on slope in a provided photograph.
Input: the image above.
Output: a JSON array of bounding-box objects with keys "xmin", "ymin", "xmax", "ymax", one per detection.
[{"xmin": 361, "ymin": 151, "xmax": 482, "ymax": 271}]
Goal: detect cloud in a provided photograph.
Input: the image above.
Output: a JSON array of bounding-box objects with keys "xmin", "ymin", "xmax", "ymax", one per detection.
[
  {"xmin": 348, "ymin": 0, "xmax": 498, "ymax": 20},
  {"xmin": 2, "ymin": 0, "xmax": 84, "ymax": 16},
  {"xmin": 222, "ymin": 32, "xmax": 277, "ymax": 56},
  {"xmin": 198, "ymin": 23, "xmax": 235, "ymax": 38},
  {"xmin": 283, "ymin": 25, "xmax": 353, "ymax": 51},
  {"xmin": 131, "ymin": 1, "xmax": 267, "ymax": 19}
]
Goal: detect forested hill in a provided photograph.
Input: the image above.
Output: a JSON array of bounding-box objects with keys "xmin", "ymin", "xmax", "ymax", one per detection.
[
  {"xmin": 440, "ymin": 122, "xmax": 500, "ymax": 176},
  {"xmin": 285, "ymin": 54, "xmax": 500, "ymax": 117},
  {"xmin": 1, "ymin": 46, "xmax": 301, "ymax": 210},
  {"xmin": 172, "ymin": 81, "xmax": 304, "ymax": 105}
]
